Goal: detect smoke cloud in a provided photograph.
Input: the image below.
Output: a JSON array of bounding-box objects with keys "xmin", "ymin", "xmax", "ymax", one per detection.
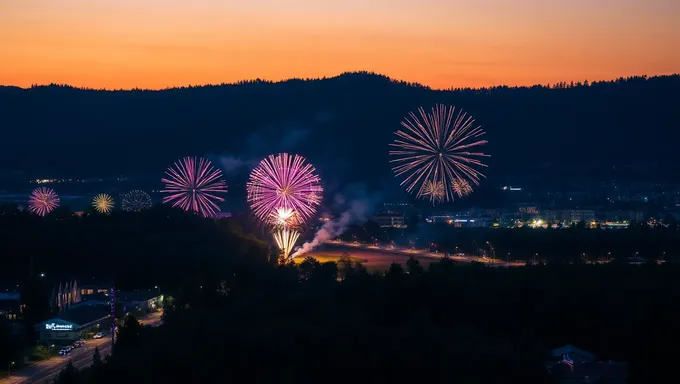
[
  {"xmin": 217, "ymin": 155, "xmax": 257, "ymax": 175},
  {"xmin": 293, "ymin": 183, "xmax": 381, "ymax": 258},
  {"xmin": 208, "ymin": 124, "xmax": 311, "ymax": 176}
]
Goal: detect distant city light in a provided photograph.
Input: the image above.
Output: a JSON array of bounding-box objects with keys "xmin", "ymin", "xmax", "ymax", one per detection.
[{"xmin": 502, "ymin": 186, "xmax": 523, "ymax": 191}]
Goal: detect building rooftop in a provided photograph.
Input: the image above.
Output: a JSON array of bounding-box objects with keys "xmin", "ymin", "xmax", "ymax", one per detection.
[
  {"xmin": 81, "ymin": 292, "xmax": 110, "ymax": 303},
  {"xmin": 551, "ymin": 344, "xmax": 596, "ymax": 362},
  {"xmin": 0, "ymin": 293, "xmax": 20, "ymax": 301},
  {"xmin": 116, "ymin": 290, "xmax": 162, "ymax": 303},
  {"xmin": 38, "ymin": 305, "xmax": 110, "ymax": 328},
  {"xmin": 548, "ymin": 361, "xmax": 628, "ymax": 383}
]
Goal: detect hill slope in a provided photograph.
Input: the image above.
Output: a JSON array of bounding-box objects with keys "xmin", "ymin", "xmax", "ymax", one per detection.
[{"xmin": 1, "ymin": 72, "xmax": 678, "ymax": 188}]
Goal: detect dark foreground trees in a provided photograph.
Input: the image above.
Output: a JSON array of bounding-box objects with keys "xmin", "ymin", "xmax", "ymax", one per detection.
[{"xmin": 53, "ymin": 257, "xmax": 680, "ymax": 383}]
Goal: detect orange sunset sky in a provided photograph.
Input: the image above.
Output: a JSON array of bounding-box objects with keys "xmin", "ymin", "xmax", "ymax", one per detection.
[{"xmin": 1, "ymin": 0, "xmax": 678, "ymax": 90}]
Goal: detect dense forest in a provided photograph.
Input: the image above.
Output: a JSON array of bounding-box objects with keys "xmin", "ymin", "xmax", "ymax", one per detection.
[
  {"xmin": 31, "ymin": 258, "xmax": 680, "ymax": 383},
  {"xmin": 1, "ymin": 72, "xmax": 679, "ymax": 190},
  {"xmin": 0, "ymin": 204, "xmax": 270, "ymax": 289},
  {"xmin": 2, "ymin": 204, "xmax": 679, "ymax": 287},
  {"xmin": 2, "ymin": 207, "xmax": 680, "ymax": 382}
]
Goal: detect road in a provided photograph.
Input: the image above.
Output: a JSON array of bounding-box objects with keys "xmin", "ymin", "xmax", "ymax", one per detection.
[
  {"xmin": 4, "ymin": 337, "xmax": 112, "ymax": 384},
  {"xmin": 139, "ymin": 310, "xmax": 163, "ymax": 327},
  {"xmin": 307, "ymin": 241, "xmax": 524, "ymax": 271},
  {"xmin": 3, "ymin": 311, "xmax": 163, "ymax": 384}
]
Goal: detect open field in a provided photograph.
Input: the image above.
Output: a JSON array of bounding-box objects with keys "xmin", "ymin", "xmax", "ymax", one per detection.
[
  {"xmin": 293, "ymin": 254, "xmax": 367, "ymax": 264},
  {"xmin": 301, "ymin": 245, "xmax": 446, "ymax": 272},
  {"xmin": 295, "ymin": 241, "xmax": 523, "ymax": 272}
]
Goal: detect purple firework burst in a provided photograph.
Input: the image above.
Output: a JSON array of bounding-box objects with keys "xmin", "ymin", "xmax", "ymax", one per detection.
[
  {"xmin": 28, "ymin": 187, "xmax": 60, "ymax": 216},
  {"xmin": 246, "ymin": 153, "xmax": 323, "ymax": 225},
  {"xmin": 161, "ymin": 157, "xmax": 227, "ymax": 217}
]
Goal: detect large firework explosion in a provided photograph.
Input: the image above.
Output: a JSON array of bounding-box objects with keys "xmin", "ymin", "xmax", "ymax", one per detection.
[
  {"xmin": 389, "ymin": 104, "xmax": 489, "ymax": 203},
  {"xmin": 273, "ymin": 227, "xmax": 301, "ymax": 260},
  {"xmin": 28, "ymin": 187, "xmax": 60, "ymax": 216},
  {"xmin": 247, "ymin": 153, "xmax": 323, "ymax": 224},
  {"xmin": 122, "ymin": 190, "xmax": 152, "ymax": 212},
  {"xmin": 161, "ymin": 156, "xmax": 227, "ymax": 218},
  {"xmin": 92, "ymin": 193, "xmax": 114, "ymax": 213}
]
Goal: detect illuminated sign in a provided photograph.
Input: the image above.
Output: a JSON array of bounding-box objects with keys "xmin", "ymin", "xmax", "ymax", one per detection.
[{"xmin": 45, "ymin": 323, "xmax": 73, "ymax": 331}]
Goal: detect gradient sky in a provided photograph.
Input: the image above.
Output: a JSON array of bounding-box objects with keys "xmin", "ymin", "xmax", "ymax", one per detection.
[{"xmin": 1, "ymin": 0, "xmax": 678, "ymax": 89}]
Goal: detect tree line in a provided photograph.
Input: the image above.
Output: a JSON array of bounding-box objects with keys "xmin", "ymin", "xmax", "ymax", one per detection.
[{"xmin": 42, "ymin": 256, "xmax": 680, "ymax": 383}]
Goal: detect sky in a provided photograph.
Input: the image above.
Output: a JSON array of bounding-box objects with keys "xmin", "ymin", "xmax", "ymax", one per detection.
[{"xmin": 1, "ymin": 0, "xmax": 678, "ymax": 89}]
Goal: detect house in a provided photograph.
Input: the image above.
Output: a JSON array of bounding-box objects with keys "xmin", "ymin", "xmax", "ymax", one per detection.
[
  {"xmin": 51, "ymin": 280, "xmax": 82, "ymax": 311},
  {"xmin": 116, "ymin": 291, "xmax": 164, "ymax": 313},
  {"xmin": 79, "ymin": 284, "xmax": 110, "ymax": 297},
  {"xmin": 0, "ymin": 292, "xmax": 21, "ymax": 321},
  {"xmin": 546, "ymin": 345, "xmax": 628, "ymax": 383}
]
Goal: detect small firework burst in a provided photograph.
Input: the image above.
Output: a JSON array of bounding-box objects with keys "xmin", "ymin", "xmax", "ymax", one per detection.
[
  {"xmin": 422, "ymin": 179, "xmax": 445, "ymax": 203},
  {"xmin": 122, "ymin": 190, "xmax": 152, "ymax": 212},
  {"xmin": 452, "ymin": 178, "xmax": 473, "ymax": 198},
  {"xmin": 270, "ymin": 207, "xmax": 301, "ymax": 228},
  {"xmin": 92, "ymin": 194, "xmax": 114, "ymax": 213},
  {"xmin": 28, "ymin": 187, "xmax": 60, "ymax": 216}
]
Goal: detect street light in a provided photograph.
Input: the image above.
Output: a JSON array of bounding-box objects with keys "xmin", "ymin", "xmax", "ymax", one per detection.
[{"xmin": 8, "ymin": 361, "xmax": 15, "ymax": 378}]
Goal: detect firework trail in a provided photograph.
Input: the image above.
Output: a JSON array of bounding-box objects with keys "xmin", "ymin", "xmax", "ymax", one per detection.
[
  {"xmin": 28, "ymin": 187, "xmax": 60, "ymax": 216},
  {"xmin": 247, "ymin": 153, "xmax": 322, "ymax": 225},
  {"xmin": 161, "ymin": 157, "xmax": 227, "ymax": 217},
  {"xmin": 389, "ymin": 104, "xmax": 489, "ymax": 203},
  {"xmin": 273, "ymin": 227, "xmax": 301, "ymax": 260},
  {"xmin": 93, "ymin": 193, "xmax": 114, "ymax": 213},
  {"xmin": 122, "ymin": 190, "xmax": 152, "ymax": 212},
  {"xmin": 452, "ymin": 178, "xmax": 473, "ymax": 198}
]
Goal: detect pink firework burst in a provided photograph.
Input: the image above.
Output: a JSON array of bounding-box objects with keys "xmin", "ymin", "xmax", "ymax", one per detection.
[
  {"xmin": 28, "ymin": 187, "xmax": 60, "ymax": 216},
  {"xmin": 390, "ymin": 104, "xmax": 489, "ymax": 203},
  {"xmin": 161, "ymin": 157, "xmax": 227, "ymax": 217},
  {"xmin": 247, "ymin": 153, "xmax": 323, "ymax": 225}
]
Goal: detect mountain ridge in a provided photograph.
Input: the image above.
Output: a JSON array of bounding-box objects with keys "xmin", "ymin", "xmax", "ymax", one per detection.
[
  {"xmin": 1, "ymin": 71, "xmax": 677, "ymax": 92},
  {"xmin": 0, "ymin": 72, "xmax": 678, "ymax": 190}
]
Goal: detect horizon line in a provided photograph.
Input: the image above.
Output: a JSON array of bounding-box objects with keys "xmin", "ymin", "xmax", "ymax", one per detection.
[{"xmin": 1, "ymin": 71, "xmax": 678, "ymax": 93}]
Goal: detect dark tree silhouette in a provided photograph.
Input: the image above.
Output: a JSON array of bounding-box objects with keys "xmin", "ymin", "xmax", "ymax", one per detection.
[
  {"xmin": 54, "ymin": 361, "xmax": 80, "ymax": 384},
  {"xmin": 91, "ymin": 347, "xmax": 102, "ymax": 370},
  {"xmin": 115, "ymin": 316, "xmax": 141, "ymax": 351}
]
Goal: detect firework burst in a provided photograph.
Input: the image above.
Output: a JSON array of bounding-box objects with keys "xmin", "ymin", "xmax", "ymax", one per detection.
[
  {"xmin": 273, "ymin": 227, "xmax": 301, "ymax": 260},
  {"xmin": 28, "ymin": 187, "xmax": 60, "ymax": 216},
  {"xmin": 452, "ymin": 178, "xmax": 473, "ymax": 198},
  {"xmin": 247, "ymin": 153, "xmax": 323, "ymax": 225},
  {"xmin": 122, "ymin": 190, "xmax": 152, "ymax": 212},
  {"xmin": 161, "ymin": 157, "xmax": 227, "ymax": 217},
  {"xmin": 93, "ymin": 193, "xmax": 114, "ymax": 213},
  {"xmin": 389, "ymin": 104, "xmax": 489, "ymax": 203},
  {"xmin": 270, "ymin": 207, "xmax": 301, "ymax": 228},
  {"xmin": 422, "ymin": 179, "xmax": 445, "ymax": 204}
]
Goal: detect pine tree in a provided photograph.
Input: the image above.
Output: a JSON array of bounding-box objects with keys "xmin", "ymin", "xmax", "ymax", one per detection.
[
  {"xmin": 56, "ymin": 360, "xmax": 80, "ymax": 384},
  {"xmin": 92, "ymin": 346, "xmax": 103, "ymax": 369}
]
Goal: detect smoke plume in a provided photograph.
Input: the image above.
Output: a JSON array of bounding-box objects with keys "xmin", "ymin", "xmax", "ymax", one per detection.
[{"xmin": 292, "ymin": 183, "xmax": 381, "ymax": 258}]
